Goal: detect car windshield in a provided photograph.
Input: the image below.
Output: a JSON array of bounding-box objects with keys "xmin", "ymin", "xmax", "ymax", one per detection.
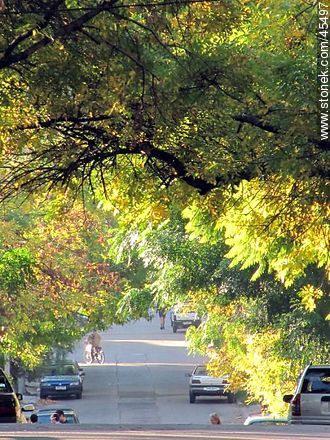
[
  {"xmin": 301, "ymin": 368, "xmax": 330, "ymax": 394},
  {"xmin": 42, "ymin": 365, "xmax": 77, "ymax": 376},
  {"xmin": 37, "ymin": 413, "xmax": 77, "ymax": 424},
  {"xmin": 0, "ymin": 375, "xmax": 13, "ymax": 393}
]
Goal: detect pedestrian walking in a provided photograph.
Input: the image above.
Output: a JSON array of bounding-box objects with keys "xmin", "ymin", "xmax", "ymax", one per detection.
[{"xmin": 158, "ymin": 308, "xmax": 166, "ymax": 330}]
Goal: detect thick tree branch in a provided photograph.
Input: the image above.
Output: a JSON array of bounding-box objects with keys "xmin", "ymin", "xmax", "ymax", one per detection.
[
  {"xmin": 3, "ymin": 0, "xmax": 65, "ymax": 61},
  {"xmin": 0, "ymin": 0, "xmax": 119, "ymax": 69},
  {"xmin": 233, "ymin": 112, "xmax": 330, "ymax": 151},
  {"xmin": 232, "ymin": 113, "xmax": 279, "ymax": 134},
  {"xmin": 138, "ymin": 141, "xmax": 218, "ymax": 193},
  {"xmin": 14, "ymin": 115, "xmax": 116, "ymax": 131}
]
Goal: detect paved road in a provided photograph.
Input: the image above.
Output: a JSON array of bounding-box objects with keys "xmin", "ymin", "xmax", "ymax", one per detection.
[
  {"xmin": 3, "ymin": 318, "xmax": 329, "ymax": 437},
  {"xmin": 35, "ymin": 317, "xmax": 255, "ymax": 425}
]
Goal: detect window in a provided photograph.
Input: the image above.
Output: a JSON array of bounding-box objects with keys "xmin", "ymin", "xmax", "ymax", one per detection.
[
  {"xmin": 0, "ymin": 375, "xmax": 12, "ymax": 393},
  {"xmin": 37, "ymin": 413, "xmax": 77, "ymax": 424},
  {"xmin": 42, "ymin": 364, "xmax": 77, "ymax": 376},
  {"xmin": 301, "ymin": 368, "xmax": 330, "ymax": 394},
  {"xmin": 195, "ymin": 367, "xmax": 208, "ymax": 376}
]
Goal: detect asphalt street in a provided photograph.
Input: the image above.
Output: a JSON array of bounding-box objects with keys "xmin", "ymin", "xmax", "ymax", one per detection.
[
  {"xmin": 2, "ymin": 316, "xmax": 329, "ymax": 438},
  {"xmin": 50, "ymin": 315, "xmax": 253, "ymax": 425}
]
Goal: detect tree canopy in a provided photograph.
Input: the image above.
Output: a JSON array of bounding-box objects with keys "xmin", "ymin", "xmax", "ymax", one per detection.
[
  {"xmin": 0, "ymin": 194, "xmax": 120, "ymax": 366},
  {"xmin": 0, "ymin": 0, "xmax": 328, "ymax": 283}
]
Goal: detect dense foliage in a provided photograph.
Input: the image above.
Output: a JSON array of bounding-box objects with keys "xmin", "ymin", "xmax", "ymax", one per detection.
[{"xmin": 0, "ymin": 195, "xmax": 120, "ymax": 366}]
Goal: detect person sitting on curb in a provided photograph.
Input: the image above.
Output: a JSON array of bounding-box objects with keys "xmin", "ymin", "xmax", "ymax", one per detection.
[{"xmin": 210, "ymin": 412, "xmax": 222, "ymax": 425}]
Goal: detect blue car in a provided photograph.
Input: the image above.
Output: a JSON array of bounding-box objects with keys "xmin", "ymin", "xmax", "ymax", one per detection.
[
  {"xmin": 39, "ymin": 362, "xmax": 84, "ymax": 400},
  {"xmin": 33, "ymin": 408, "xmax": 80, "ymax": 424}
]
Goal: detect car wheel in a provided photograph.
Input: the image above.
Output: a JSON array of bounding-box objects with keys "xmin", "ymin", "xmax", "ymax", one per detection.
[
  {"xmin": 189, "ymin": 392, "xmax": 196, "ymax": 403},
  {"xmin": 40, "ymin": 393, "xmax": 47, "ymax": 400},
  {"xmin": 173, "ymin": 324, "xmax": 177, "ymax": 333},
  {"xmin": 76, "ymin": 392, "xmax": 82, "ymax": 399}
]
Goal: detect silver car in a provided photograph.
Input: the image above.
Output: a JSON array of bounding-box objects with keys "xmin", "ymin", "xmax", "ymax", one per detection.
[
  {"xmin": 188, "ymin": 365, "xmax": 235, "ymax": 403},
  {"xmin": 283, "ymin": 364, "xmax": 330, "ymax": 424}
]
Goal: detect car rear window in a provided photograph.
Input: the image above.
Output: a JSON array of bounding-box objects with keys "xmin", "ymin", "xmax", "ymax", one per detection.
[
  {"xmin": 42, "ymin": 364, "xmax": 77, "ymax": 376},
  {"xmin": 0, "ymin": 375, "xmax": 13, "ymax": 393},
  {"xmin": 195, "ymin": 367, "xmax": 208, "ymax": 376},
  {"xmin": 301, "ymin": 368, "xmax": 330, "ymax": 394}
]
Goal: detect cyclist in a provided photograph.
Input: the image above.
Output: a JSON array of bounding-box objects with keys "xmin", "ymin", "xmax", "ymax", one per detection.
[{"xmin": 85, "ymin": 331, "xmax": 102, "ymax": 361}]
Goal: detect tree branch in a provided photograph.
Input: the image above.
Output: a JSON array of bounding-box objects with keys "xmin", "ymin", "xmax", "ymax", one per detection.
[
  {"xmin": 14, "ymin": 114, "xmax": 115, "ymax": 131},
  {"xmin": 233, "ymin": 112, "xmax": 330, "ymax": 151},
  {"xmin": 3, "ymin": 0, "xmax": 65, "ymax": 61},
  {"xmin": 0, "ymin": 0, "xmax": 119, "ymax": 69},
  {"xmin": 232, "ymin": 113, "xmax": 279, "ymax": 134}
]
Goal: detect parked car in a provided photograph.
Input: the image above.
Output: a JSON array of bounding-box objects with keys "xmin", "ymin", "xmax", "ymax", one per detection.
[
  {"xmin": 33, "ymin": 408, "xmax": 79, "ymax": 424},
  {"xmin": 244, "ymin": 415, "xmax": 288, "ymax": 425},
  {"xmin": 188, "ymin": 365, "xmax": 235, "ymax": 403},
  {"xmin": 283, "ymin": 364, "xmax": 330, "ymax": 425},
  {"xmin": 39, "ymin": 361, "xmax": 84, "ymax": 400},
  {"xmin": 170, "ymin": 304, "xmax": 201, "ymax": 333},
  {"xmin": 0, "ymin": 367, "xmax": 31, "ymax": 423}
]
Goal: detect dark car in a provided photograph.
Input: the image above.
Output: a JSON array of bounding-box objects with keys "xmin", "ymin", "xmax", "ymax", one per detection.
[
  {"xmin": 0, "ymin": 368, "xmax": 26, "ymax": 423},
  {"xmin": 39, "ymin": 361, "xmax": 84, "ymax": 400},
  {"xmin": 34, "ymin": 408, "xmax": 80, "ymax": 424}
]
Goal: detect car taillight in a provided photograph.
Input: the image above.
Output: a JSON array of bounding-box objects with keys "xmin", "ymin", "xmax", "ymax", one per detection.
[
  {"xmin": 291, "ymin": 393, "xmax": 301, "ymax": 416},
  {"xmin": 192, "ymin": 379, "xmax": 201, "ymax": 384}
]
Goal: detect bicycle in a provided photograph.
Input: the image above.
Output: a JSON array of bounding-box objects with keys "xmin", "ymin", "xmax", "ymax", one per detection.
[
  {"xmin": 93, "ymin": 346, "xmax": 105, "ymax": 364},
  {"xmin": 84, "ymin": 346, "xmax": 105, "ymax": 364}
]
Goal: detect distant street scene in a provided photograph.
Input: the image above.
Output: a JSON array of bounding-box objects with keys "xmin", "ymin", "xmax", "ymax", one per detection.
[{"xmin": 63, "ymin": 317, "xmax": 250, "ymax": 425}]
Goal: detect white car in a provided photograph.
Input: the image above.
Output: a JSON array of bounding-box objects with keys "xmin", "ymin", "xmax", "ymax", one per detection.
[
  {"xmin": 170, "ymin": 304, "xmax": 201, "ymax": 333},
  {"xmin": 283, "ymin": 364, "xmax": 330, "ymax": 425},
  {"xmin": 244, "ymin": 415, "xmax": 288, "ymax": 425},
  {"xmin": 188, "ymin": 365, "xmax": 235, "ymax": 403}
]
